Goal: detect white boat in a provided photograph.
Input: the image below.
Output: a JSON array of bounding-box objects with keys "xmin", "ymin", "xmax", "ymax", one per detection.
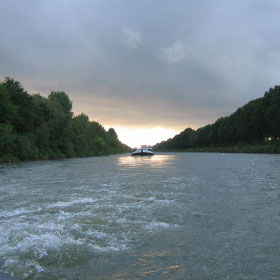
[{"xmin": 131, "ymin": 145, "xmax": 154, "ymax": 156}]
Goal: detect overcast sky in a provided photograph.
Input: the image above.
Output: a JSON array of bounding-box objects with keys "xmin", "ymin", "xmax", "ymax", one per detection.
[{"xmin": 1, "ymin": 0, "xmax": 280, "ymax": 133}]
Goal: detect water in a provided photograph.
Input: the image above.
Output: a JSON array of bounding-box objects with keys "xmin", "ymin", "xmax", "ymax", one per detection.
[{"xmin": 0, "ymin": 153, "xmax": 280, "ymax": 280}]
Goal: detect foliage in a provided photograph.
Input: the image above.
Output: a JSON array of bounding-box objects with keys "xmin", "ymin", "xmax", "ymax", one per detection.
[
  {"xmin": 154, "ymin": 86, "xmax": 280, "ymax": 152},
  {"xmin": 0, "ymin": 78, "xmax": 131, "ymax": 163}
]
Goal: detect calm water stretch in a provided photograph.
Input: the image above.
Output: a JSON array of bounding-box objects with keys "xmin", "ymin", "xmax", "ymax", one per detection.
[{"xmin": 1, "ymin": 153, "xmax": 280, "ymax": 280}]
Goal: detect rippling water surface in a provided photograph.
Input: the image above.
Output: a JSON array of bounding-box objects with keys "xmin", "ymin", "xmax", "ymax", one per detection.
[{"xmin": 1, "ymin": 153, "xmax": 280, "ymax": 279}]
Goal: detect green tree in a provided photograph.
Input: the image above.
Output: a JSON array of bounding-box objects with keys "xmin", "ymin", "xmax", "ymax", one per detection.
[
  {"xmin": 154, "ymin": 85, "xmax": 280, "ymax": 151},
  {"xmin": 2, "ymin": 78, "xmax": 35, "ymax": 133},
  {"xmin": 0, "ymin": 84, "xmax": 17, "ymax": 124},
  {"xmin": 47, "ymin": 91, "xmax": 73, "ymax": 154},
  {"xmin": 0, "ymin": 77, "xmax": 131, "ymax": 162}
]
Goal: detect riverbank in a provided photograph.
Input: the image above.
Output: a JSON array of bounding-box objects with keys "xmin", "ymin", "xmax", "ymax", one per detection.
[
  {"xmin": 0, "ymin": 151, "xmax": 131, "ymax": 164},
  {"xmin": 154, "ymin": 143, "xmax": 280, "ymax": 154}
]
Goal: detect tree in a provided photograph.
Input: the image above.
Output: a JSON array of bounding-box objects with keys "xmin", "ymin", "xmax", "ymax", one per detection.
[
  {"xmin": 2, "ymin": 77, "xmax": 35, "ymax": 133},
  {"xmin": 47, "ymin": 91, "xmax": 73, "ymax": 153},
  {"xmin": 0, "ymin": 77, "xmax": 131, "ymax": 162},
  {"xmin": 0, "ymin": 84, "xmax": 17, "ymax": 124},
  {"xmin": 154, "ymin": 85, "xmax": 280, "ymax": 150}
]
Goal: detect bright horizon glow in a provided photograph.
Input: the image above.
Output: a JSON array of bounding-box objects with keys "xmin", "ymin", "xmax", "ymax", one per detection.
[{"xmin": 105, "ymin": 126, "xmax": 179, "ymax": 148}]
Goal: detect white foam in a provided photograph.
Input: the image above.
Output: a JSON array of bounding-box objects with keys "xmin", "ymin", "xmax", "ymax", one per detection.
[
  {"xmin": 27, "ymin": 261, "xmax": 44, "ymax": 273},
  {"xmin": 116, "ymin": 218, "xmax": 129, "ymax": 224},
  {"xmin": 0, "ymin": 169, "xmax": 186, "ymax": 277},
  {"xmin": 85, "ymin": 230, "xmax": 109, "ymax": 239},
  {"xmin": 0, "ymin": 207, "xmax": 40, "ymax": 218},
  {"xmin": 2, "ymin": 258, "xmax": 17, "ymax": 268},
  {"xmin": 16, "ymin": 233, "xmax": 81, "ymax": 252},
  {"xmin": 145, "ymin": 221, "xmax": 177, "ymax": 231},
  {"xmin": 21, "ymin": 260, "xmax": 45, "ymax": 278},
  {"xmin": 0, "ymin": 226, "xmax": 84, "ymax": 259},
  {"xmin": 89, "ymin": 240, "xmax": 128, "ymax": 252},
  {"xmin": 47, "ymin": 197, "xmax": 96, "ymax": 208}
]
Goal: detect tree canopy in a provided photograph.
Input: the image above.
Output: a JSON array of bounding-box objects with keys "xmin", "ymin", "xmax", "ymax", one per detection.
[
  {"xmin": 154, "ymin": 86, "xmax": 280, "ymax": 151},
  {"xmin": 0, "ymin": 78, "xmax": 130, "ymax": 162}
]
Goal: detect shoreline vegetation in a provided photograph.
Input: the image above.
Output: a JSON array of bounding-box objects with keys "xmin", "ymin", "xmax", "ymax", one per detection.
[
  {"xmin": 0, "ymin": 77, "xmax": 131, "ymax": 164},
  {"xmin": 155, "ymin": 143, "xmax": 280, "ymax": 154},
  {"xmin": 154, "ymin": 85, "xmax": 280, "ymax": 154}
]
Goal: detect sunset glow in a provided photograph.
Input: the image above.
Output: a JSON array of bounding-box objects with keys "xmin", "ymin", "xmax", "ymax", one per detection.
[{"xmin": 108, "ymin": 126, "xmax": 179, "ymax": 148}]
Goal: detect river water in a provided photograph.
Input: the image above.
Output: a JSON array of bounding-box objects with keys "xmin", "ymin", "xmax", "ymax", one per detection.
[{"xmin": 0, "ymin": 153, "xmax": 280, "ymax": 280}]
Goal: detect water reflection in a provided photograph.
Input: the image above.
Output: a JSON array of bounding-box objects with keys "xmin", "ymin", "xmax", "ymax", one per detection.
[
  {"xmin": 109, "ymin": 246, "xmax": 187, "ymax": 279},
  {"xmin": 117, "ymin": 154, "xmax": 176, "ymax": 169}
]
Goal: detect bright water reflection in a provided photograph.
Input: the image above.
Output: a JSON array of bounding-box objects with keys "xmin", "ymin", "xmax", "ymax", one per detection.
[{"xmin": 117, "ymin": 154, "xmax": 176, "ymax": 169}]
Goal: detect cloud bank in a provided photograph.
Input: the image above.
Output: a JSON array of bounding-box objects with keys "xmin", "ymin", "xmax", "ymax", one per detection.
[{"xmin": 1, "ymin": 0, "xmax": 280, "ymax": 132}]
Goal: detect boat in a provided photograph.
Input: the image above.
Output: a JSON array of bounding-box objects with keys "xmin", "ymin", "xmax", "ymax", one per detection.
[{"xmin": 131, "ymin": 145, "xmax": 154, "ymax": 156}]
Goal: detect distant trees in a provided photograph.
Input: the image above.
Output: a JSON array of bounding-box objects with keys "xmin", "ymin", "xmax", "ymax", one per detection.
[
  {"xmin": 0, "ymin": 77, "xmax": 130, "ymax": 162},
  {"xmin": 154, "ymin": 86, "xmax": 280, "ymax": 151}
]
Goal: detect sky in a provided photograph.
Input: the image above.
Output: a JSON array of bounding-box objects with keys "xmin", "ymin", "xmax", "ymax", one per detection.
[{"xmin": 1, "ymin": 0, "xmax": 280, "ymax": 147}]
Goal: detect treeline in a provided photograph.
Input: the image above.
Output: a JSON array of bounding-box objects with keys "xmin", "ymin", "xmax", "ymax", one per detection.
[
  {"xmin": 0, "ymin": 78, "xmax": 131, "ymax": 163},
  {"xmin": 154, "ymin": 86, "xmax": 280, "ymax": 152}
]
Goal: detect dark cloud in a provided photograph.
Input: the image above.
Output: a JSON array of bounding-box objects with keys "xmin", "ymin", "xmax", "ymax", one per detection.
[{"xmin": 1, "ymin": 0, "xmax": 280, "ymax": 131}]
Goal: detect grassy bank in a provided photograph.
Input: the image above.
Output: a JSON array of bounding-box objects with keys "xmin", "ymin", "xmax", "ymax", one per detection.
[{"xmin": 155, "ymin": 143, "xmax": 280, "ymax": 154}]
